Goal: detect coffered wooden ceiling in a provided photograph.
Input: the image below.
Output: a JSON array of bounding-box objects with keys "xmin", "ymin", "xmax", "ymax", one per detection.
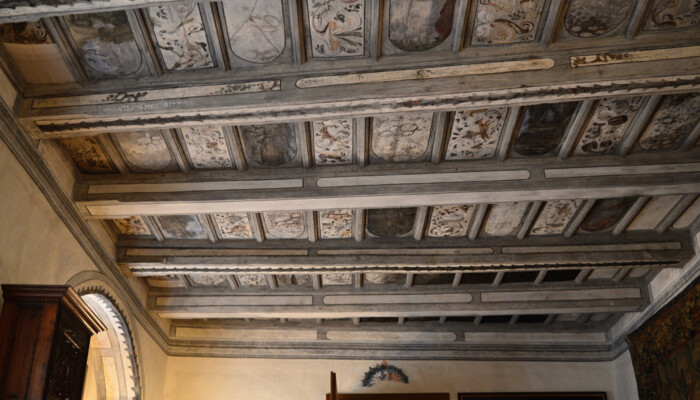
[{"xmin": 0, "ymin": 0, "xmax": 699, "ymax": 360}]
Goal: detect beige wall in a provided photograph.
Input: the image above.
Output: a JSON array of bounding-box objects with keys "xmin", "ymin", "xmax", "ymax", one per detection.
[{"xmin": 164, "ymin": 354, "xmax": 639, "ymax": 400}]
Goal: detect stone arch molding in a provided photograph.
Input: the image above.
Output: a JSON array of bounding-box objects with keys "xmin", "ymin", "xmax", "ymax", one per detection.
[{"xmin": 66, "ymin": 271, "xmax": 144, "ymax": 400}]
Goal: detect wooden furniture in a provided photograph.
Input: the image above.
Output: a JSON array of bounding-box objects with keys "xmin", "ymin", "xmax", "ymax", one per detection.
[{"xmin": 0, "ymin": 285, "xmax": 106, "ymax": 400}]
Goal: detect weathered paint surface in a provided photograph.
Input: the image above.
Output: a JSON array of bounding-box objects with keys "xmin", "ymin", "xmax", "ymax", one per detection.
[
  {"xmin": 322, "ymin": 273, "xmax": 353, "ymax": 285},
  {"xmin": 240, "ymin": 123, "xmax": 298, "ymax": 167},
  {"xmin": 427, "ymin": 205, "xmax": 474, "ymax": 237},
  {"xmin": 112, "ymin": 216, "xmax": 151, "ymax": 235},
  {"xmin": 64, "ymin": 11, "xmax": 146, "ymax": 78},
  {"xmin": 445, "ymin": 108, "xmax": 507, "ymax": 160},
  {"xmin": 579, "ymin": 197, "xmax": 636, "ymax": 232},
  {"xmin": 188, "ymin": 274, "xmax": 227, "ymax": 287},
  {"xmin": 564, "ymin": 0, "xmax": 634, "ymax": 37},
  {"xmin": 638, "ymin": 94, "xmax": 700, "ymax": 151},
  {"xmin": 277, "ymin": 274, "xmax": 312, "ymax": 286},
  {"xmin": 181, "ymin": 125, "xmax": 234, "ymax": 169},
  {"xmin": 366, "ymin": 208, "xmax": 416, "ymax": 238},
  {"xmin": 237, "ymin": 274, "xmax": 268, "ymax": 286},
  {"xmin": 388, "ymin": 0, "xmax": 454, "ymax": 51},
  {"xmin": 319, "ymin": 209, "xmax": 353, "ymax": 239},
  {"xmin": 60, "ymin": 136, "xmax": 113, "ymax": 173},
  {"xmin": 213, "ymin": 213, "xmax": 254, "ymax": 239},
  {"xmin": 472, "ymin": 0, "xmax": 545, "ymax": 45},
  {"xmin": 157, "ymin": 215, "xmax": 208, "ymax": 239},
  {"xmin": 645, "ymin": 0, "xmax": 700, "ymax": 30},
  {"xmin": 513, "ymin": 102, "xmax": 578, "ymax": 156},
  {"xmin": 116, "ymin": 131, "xmax": 173, "ymax": 171},
  {"xmin": 575, "ymin": 97, "xmax": 644, "ymax": 155},
  {"xmin": 530, "ymin": 200, "xmax": 582, "ymax": 235},
  {"xmin": 312, "ymin": 119, "xmax": 353, "ymax": 165},
  {"xmin": 628, "ymin": 195, "xmax": 682, "ymax": 230},
  {"xmin": 308, "ymin": 0, "xmax": 364, "ymax": 57},
  {"xmin": 222, "ymin": 0, "xmax": 286, "ymax": 63},
  {"xmin": 365, "ymin": 273, "xmax": 405, "ymax": 284},
  {"xmin": 262, "ymin": 211, "xmax": 305, "ymax": 239},
  {"xmin": 148, "ymin": 3, "xmax": 213, "ymax": 71},
  {"xmin": 482, "ymin": 202, "xmax": 529, "ymax": 236},
  {"xmin": 371, "ymin": 113, "xmax": 432, "ymax": 162}
]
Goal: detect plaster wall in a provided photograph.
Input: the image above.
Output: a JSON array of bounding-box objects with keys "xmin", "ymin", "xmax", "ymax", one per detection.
[{"xmin": 164, "ymin": 353, "xmax": 639, "ymax": 400}]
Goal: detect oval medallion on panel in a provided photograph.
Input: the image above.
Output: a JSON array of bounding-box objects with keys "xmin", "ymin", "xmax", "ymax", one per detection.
[
  {"xmin": 388, "ymin": 0, "xmax": 454, "ymax": 52},
  {"xmin": 366, "ymin": 208, "xmax": 416, "ymax": 238},
  {"xmin": 580, "ymin": 197, "xmax": 636, "ymax": 232},
  {"xmin": 262, "ymin": 211, "xmax": 305, "ymax": 239},
  {"xmin": 565, "ymin": 0, "xmax": 634, "ymax": 37},
  {"xmin": 240, "ymin": 123, "xmax": 298, "ymax": 167},
  {"xmin": 222, "ymin": 0, "xmax": 286, "ymax": 63},
  {"xmin": 513, "ymin": 102, "xmax": 578, "ymax": 156},
  {"xmin": 371, "ymin": 113, "xmax": 432, "ymax": 162},
  {"xmin": 116, "ymin": 131, "xmax": 173, "ymax": 171},
  {"xmin": 157, "ymin": 215, "xmax": 207, "ymax": 239}
]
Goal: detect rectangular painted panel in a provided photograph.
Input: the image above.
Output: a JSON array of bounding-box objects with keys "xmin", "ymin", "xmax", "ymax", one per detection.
[
  {"xmin": 445, "ymin": 108, "xmax": 507, "ymax": 160},
  {"xmin": 319, "ymin": 209, "xmax": 353, "ymax": 239},
  {"xmin": 213, "ymin": 213, "xmax": 254, "ymax": 239},
  {"xmin": 427, "ymin": 205, "xmax": 474, "ymax": 237},
  {"xmin": 147, "ymin": 3, "xmax": 214, "ymax": 70},
  {"xmin": 371, "ymin": 113, "xmax": 432, "ymax": 162},
  {"xmin": 471, "ymin": 0, "xmax": 546, "ymax": 45},
  {"xmin": 180, "ymin": 126, "xmax": 234, "ymax": 169},
  {"xmin": 262, "ymin": 211, "xmax": 306, "ymax": 239},
  {"xmin": 112, "ymin": 216, "xmax": 151, "ymax": 235},
  {"xmin": 628, "ymin": 195, "xmax": 682, "ymax": 230},
  {"xmin": 530, "ymin": 200, "xmax": 582, "ymax": 235},
  {"xmin": 312, "ymin": 119, "xmax": 353, "ymax": 165},
  {"xmin": 575, "ymin": 97, "xmax": 644, "ymax": 155},
  {"xmin": 307, "ymin": 0, "xmax": 364, "ymax": 58}
]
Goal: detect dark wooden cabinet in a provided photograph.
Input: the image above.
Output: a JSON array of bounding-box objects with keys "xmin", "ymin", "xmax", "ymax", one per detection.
[{"xmin": 0, "ymin": 285, "xmax": 105, "ymax": 400}]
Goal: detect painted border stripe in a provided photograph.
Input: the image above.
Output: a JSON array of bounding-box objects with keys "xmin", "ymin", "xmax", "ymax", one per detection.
[
  {"xmin": 297, "ymin": 59, "xmax": 555, "ymax": 88},
  {"xmin": 328, "ymin": 331, "xmax": 456, "ymax": 342},
  {"xmin": 544, "ymin": 163, "xmax": 700, "ymax": 179},
  {"xmin": 88, "ymin": 178, "xmax": 303, "ymax": 194},
  {"xmin": 464, "ymin": 332, "xmax": 607, "ymax": 344},
  {"xmin": 318, "ymin": 248, "xmax": 493, "ymax": 256},
  {"xmin": 317, "ymin": 171, "xmax": 530, "ymax": 188},
  {"xmin": 175, "ymin": 327, "xmax": 317, "ymax": 341},
  {"xmin": 570, "ymin": 46, "xmax": 700, "ymax": 68},
  {"xmin": 324, "ymin": 293, "xmax": 472, "ymax": 305},
  {"xmin": 481, "ymin": 288, "xmax": 641, "ymax": 303},
  {"xmin": 156, "ymin": 295, "xmax": 313, "ymax": 307},
  {"xmin": 502, "ymin": 242, "xmax": 681, "ymax": 254},
  {"xmin": 125, "ymin": 248, "xmax": 308, "ymax": 257}
]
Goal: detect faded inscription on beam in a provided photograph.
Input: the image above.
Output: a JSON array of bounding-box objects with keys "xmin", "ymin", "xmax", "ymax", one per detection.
[
  {"xmin": 570, "ymin": 46, "xmax": 700, "ymax": 68},
  {"xmin": 296, "ymin": 59, "xmax": 555, "ymax": 88}
]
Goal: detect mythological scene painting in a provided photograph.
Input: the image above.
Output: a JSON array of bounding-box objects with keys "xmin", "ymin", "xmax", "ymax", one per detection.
[
  {"xmin": 147, "ymin": 3, "xmax": 214, "ymax": 71},
  {"xmin": 0, "ymin": 21, "xmax": 74, "ymax": 83},
  {"xmin": 387, "ymin": 0, "xmax": 455, "ymax": 52},
  {"xmin": 471, "ymin": 0, "xmax": 546, "ymax": 45},
  {"xmin": 307, "ymin": 0, "xmax": 365, "ymax": 58},
  {"xmin": 64, "ymin": 11, "xmax": 148, "ymax": 79},
  {"xmin": 221, "ymin": 0, "xmax": 286, "ymax": 63}
]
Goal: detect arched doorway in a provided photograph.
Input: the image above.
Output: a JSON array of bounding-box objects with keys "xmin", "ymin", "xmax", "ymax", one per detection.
[{"xmin": 81, "ymin": 293, "xmax": 140, "ymax": 400}]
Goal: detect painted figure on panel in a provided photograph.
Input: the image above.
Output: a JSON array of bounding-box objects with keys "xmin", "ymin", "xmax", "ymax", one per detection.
[
  {"xmin": 309, "ymin": 0, "xmax": 364, "ymax": 57},
  {"xmin": 148, "ymin": 3, "xmax": 213, "ymax": 70},
  {"xmin": 472, "ymin": 0, "xmax": 545, "ymax": 45},
  {"xmin": 388, "ymin": 0, "xmax": 454, "ymax": 51}
]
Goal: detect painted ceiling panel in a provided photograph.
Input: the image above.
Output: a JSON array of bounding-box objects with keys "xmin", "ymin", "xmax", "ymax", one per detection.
[
  {"xmin": 644, "ymin": 0, "xmax": 700, "ymax": 31},
  {"xmin": 147, "ymin": 275, "xmax": 186, "ymax": 288},
  {"xmin": 187, "ymin": 274, "xmax": 228, "ymax": 287},
  {"xmin": 579, "ymin": 197, "xmax": 636, "ymax": 233},
  {"xmin": 221, "ymin": 0, "xmax": 286, "ymax": 63},
  {"xmin": 564, "ymin": 0, "xmax": 634, "ymax": 38},
  {"xmin": 628, "ymin": 195, "xmax": 683, "ymax": 231},
  {"xmin": 262, "ymin": 211, "xmax": 306, "ymax": 239},
  {"xmin": 588, "ymin": 268, "xmax": 618, "ymax": 280},
  {"xmin": 366, "ymin": 208, "xmax": 416, "ymax": 238},
  {"xmin": 387, "ymin": 0, "xmax": 454, "ymax": 52},
  {"xmin": 319, "ymin": 209, "xmax": 353, "ymax": 239},
  {"xmin": 312, "ymin": 119, "xmax": 353, "ymax": 165},
  {"xmin": 445, "ymin": 108, "xmax": 507, "ymax": 160},
  {"xmin": 180, "ymin": 125, "xmax": 234, "ymax": 169},
  {"xmin": 60, "ymin": 136, "xmax": 114, "ymax": 173},
  {"xmin": 627, "ymin": 268, "xmax": 649, "ymax": 278},
  {"xmin": 64, "ymin": 11, "xmax": 148, "ymax": 79},
  {"xmin": 530, "ymin": 199, "xmax": 582, "ymax": 235},
  {"xmin": 239, "ymin": 123, "xmax": 298, "ymax": 167},
  {"xmin": 114, "ymin": 131, "xmax": 174, "ymax": 172},
  {"xmin": 427, "ymin": 205, "xmax": 474, "ymax": 238},
  {"xmin": 0, "ymin": 21, "xmax": 74, "ymax": 84},
  {"xmin": 482, "ymin": 202, "xmax": 529, "ymax": 236},
  {"xmin": 157, "ymin": 214, "xmax": 209, "ymax": 239},
  {"xmin": 364, "ymin": 273, "xmax": 405, "ymax": 285},
  {"xmin": 213, "ymin": 213, "xmax": 254, "ymax": 239},
  {"xmin": 322, "ymin": 273, "xmax": 353, "ymax": 286},
  {"xmin": 307, "ymin": 0, "xmax": 364, "ymax": 58},
  {"xmin": 147, "ymin": 3, "xmax": 214, "ymax": 71},
  {"xmin": 371, "ymin": 113, "xmax": 432, "ymax": 162},
  {"xmin": 638, "ymin": 94, "xmax": 700, "ymax": 151},
  {"xmin": 673, "ymin": 197, "xmax": 700, "ymax": 229},
  {"xmin": 575, "ymin": 96, "xmax": 645, "ymax": 155},
  {"xmin": 513, "ymin": 102, "xmax": 578, "ymax": 156},
  {"xmin": 112, "ymin": 216, "xmax": 151, "ymax": 236},
  {"xmin": 237, "ymin": 274, "xmax": 268, "ymax": 287},
  {"xmin": 277, "ymin": 274, "xmax": 312, "ymax": 286},
  {"xmin": 471, "ymin": 0, "xmax": 546, "ymax": 45},
  {"xmin": 413, "ymin": 273, "xmax": 454, "ymax": 285}
]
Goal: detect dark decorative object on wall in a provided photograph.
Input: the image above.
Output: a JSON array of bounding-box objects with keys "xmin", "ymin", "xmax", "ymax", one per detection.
[
  {"xmin": 361, "ymin": 361, "xmax": 409, "ymax": 387},
  {"xmin": 627, "ymin": 277, "xmax": 699, "ymax": 400},
  {"xmin": 458, "ymin": 393, "xmax": 607, "ymax": 399}
]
